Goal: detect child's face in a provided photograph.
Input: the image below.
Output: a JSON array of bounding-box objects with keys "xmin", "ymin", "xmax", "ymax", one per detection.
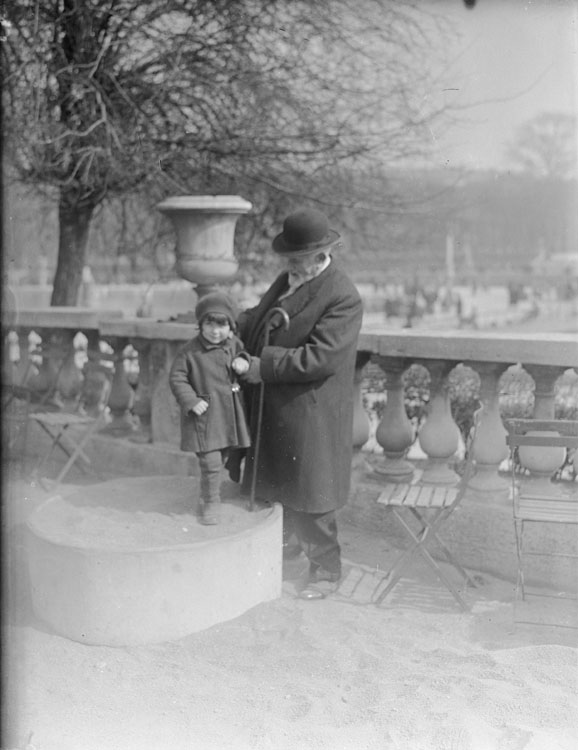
[{"xmin": 200, "ymin": 314, "xmax": 231, "ymax": 344}]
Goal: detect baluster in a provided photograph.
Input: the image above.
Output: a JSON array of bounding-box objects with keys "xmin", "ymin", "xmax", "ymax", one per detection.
[
  {"xmin": 373, "ymin": 356, "xmax": 415, "ymax": 481},
  {"xmin": 353, "ymin": 352, "xmax": 371, "ymax": 450},
  {"xmin": 350, "ymin": 352, "xmax": 372, "ymax": 479},
  {"xmin": 14, "ymin": 329, "xmax": 32, "ymax": 385},
  {"xmin": 82, "ymin": 331, "xmax": 111, "ymax": 417},
  {"xmin": 574, "ymin": 369, "xmax": 578, "ymax": 476},
  {"xmin": 520, "ymin": 365, "xmax": 567, "ymax": 477},
  {"xmin": 417, "ymin": 360, "xmax": 461, "ymax": 484},
  {"xmin": 28, "ymin": 329, "xmax": 60, "ymax": 405},
  {"xmin": 468, "ymin": 362, "xmax": 510, "ymax": 493},
  {"xmin": 54, "ymin": 329, "xmax": 83, "ymax": 409},
  {"xmin": 3, "ymin": 329, "xmax": 15, "ymax": 383},
  {"xmin": 130, "ymin": 337, "xmax": 153, "ymax": 443},
  {"xmin": 150, "ymin": 340, "xmax": 183, "ymax": 445},
  {"xmin": 100, "ymin": 336, "xmax": 136, "ymax": 435}
]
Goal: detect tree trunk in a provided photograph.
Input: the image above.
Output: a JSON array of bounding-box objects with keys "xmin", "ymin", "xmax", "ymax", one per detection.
[{"xmin": 50, "ymin": 198, "xmax": 95, "ymax": 306}]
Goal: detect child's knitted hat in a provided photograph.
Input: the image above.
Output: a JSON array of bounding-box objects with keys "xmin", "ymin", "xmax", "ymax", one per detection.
[{"xmin": 195, "ymin": 292, "xmax": 237, "ymax": 329}]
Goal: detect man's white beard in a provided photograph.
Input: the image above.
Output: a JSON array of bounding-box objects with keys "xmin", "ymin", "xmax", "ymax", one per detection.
[{"xmin": 288, "ymin": 270, "xmax": 306, "ymax": 285}]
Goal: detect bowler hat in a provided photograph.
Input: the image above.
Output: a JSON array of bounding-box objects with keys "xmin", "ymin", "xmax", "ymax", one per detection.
[
  {"xmin": 272, "ymin": 208, "xmax": 340, "ymax": 257},
  {"xmin": 195, "ymin": 292, "xmax": 237, "ymax": 329}
]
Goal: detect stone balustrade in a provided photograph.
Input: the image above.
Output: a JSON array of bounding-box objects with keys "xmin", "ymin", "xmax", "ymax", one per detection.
[
  {"xmin": 3, "ymin": 308, "xmax": 124, "ymax": 416},
  {"xmin": 359, "ymin": 329, "xmax": 578, "ymax": 492},
  {"xmin": 5, "ymin": 311, "xmax": 577, "ymax": 489}
]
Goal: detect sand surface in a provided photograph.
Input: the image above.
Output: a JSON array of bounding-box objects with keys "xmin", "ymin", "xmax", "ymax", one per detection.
[
  {"xmin": 26, "ymin": 476, "xmax": 269, "ymax": 548},
  {"xmin": 3, "ymin": 478, "xmax": 578, "ymax": 750}
]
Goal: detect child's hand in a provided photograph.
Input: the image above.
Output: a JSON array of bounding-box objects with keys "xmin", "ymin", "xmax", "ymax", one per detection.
[
  {"xmin": 232, "ymin": 357, "xmax": 249, "ymax": 375},
  {"xmin": 191, "ymin": 400, "xmax": 209, "ymax": 416}
]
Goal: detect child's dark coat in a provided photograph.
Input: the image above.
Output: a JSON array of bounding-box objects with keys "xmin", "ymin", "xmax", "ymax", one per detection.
[{"xmin": 169, "ymin": 334, "xmax": 251, "ymax": 453}]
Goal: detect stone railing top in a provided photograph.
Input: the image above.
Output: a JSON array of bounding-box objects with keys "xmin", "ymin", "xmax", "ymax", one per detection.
[
  {"xmin": 358, "ymin": 330, "xmax": 578, "ymax": 368},
  {"xmin": 13, "ymin": 308, "xmax": 124, "ymax": 330},
  {"xmin": 98, "ymin": 320, "xmax": 577, "ymax": 368},
  {"xmin": 99, "ymin": 318, "xmax": 197, "ymax": 340},
  {"xmin": 7, "ymin": 311, "xmax": 577, "ymax": 369}
]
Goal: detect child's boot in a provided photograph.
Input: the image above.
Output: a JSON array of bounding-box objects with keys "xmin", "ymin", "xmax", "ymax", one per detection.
[
  {"xmin": 200, "ymin": 499, "xmax": 220, "ymax": 525},
  {"xmin": 198, "ymin": 451, "xmax": 223, "ymax": 524}
]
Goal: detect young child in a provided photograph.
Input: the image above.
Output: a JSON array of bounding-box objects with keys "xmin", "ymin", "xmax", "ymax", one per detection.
[{"xmin": 169, "ymin": 292, "xmax": 250, "ymax": 524}]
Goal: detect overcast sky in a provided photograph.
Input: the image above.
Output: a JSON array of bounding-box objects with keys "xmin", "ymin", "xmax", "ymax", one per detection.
[{"xmin": 426, "ymin": 0, "xmax": 577, "ymax": 170}]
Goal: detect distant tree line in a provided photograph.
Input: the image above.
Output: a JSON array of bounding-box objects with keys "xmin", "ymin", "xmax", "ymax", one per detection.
[{"xmin": 6, "ymin": 154, "xmax": 576, "ymax": 288}]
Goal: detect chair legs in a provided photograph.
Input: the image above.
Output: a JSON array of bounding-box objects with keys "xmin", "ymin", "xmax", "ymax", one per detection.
[
  {"xmin": 513, "ymin": 517, "xmax": 526, "ymax": 603},
  {"xmin": 30, "ymin": 419, "xmax": 102, "ymax": 489},
  {"xmin": 4, "ymin": 392, "xmax": 32, "ymax": 479},
  {"xmin": 373, "ymin": 507, "xmax": 474, "ymax": 612},
  {"xmin": 512, "ymin": 516, "xmax": 578, "ymax": 629}
]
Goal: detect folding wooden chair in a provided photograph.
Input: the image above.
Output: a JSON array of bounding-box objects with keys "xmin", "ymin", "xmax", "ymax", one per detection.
[
  {"xmin": 29, "ymin": 411, "xmax": 104, "ymax": 489},
  {"xmin": 28, "ymin": 365, "xmax": 111, "ymax": 490},
  {"xmin": 3, "ymin": 380, "xmax": 32, "ymax": 467},
  {"xmin": 3, "ymin": 340, "xmax": 64, "ymax": 474},
  {"xmin": 369, "ymin": 431, "xmax": 478, "ymax": 612},
  {"xmin": 505, "ymin": 418, "xmax": 578, "ymax": 628}
]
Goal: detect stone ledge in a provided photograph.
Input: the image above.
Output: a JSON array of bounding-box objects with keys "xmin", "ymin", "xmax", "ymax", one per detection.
[{"xmin": 26, "ymin": 476, "xmax": 282, "ymax": 645}]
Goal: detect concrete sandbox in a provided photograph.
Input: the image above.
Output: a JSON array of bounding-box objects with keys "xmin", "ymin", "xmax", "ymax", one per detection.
[{"xmin": 25, "ymin": 476, "xmax": 283, "ymax": 646}]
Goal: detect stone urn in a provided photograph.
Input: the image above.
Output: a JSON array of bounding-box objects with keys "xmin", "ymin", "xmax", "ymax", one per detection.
[
  {"xmin": 153, "ymin": 195, "xmax": 252, "ymax": 445},
  {"xmin": 157, "ymin": 195, "xmax": 252, "ymax": 300}
]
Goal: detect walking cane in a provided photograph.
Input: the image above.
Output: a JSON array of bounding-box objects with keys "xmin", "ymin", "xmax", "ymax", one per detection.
[{"xmin": 249, "ymin": 306, "xmax": 290, "ymax": 511}]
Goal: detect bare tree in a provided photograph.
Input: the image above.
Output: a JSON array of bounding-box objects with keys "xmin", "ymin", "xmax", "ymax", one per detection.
[
  {"xmin": 2, "ymin": 0, "xmax": 452, "ymax": 304},
  {"xmin": 506, "ymin": 112, "xmax": 578, "ymax": 180}
]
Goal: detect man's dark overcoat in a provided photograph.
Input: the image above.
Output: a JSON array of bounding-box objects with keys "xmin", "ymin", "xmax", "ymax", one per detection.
[
  {"xmin": 169, "ymin": 334, "xmax": 251, "ymax": 454},
  {"xmin": 238, "ymin": 261, "xmax": 363, "ymax": 513}
]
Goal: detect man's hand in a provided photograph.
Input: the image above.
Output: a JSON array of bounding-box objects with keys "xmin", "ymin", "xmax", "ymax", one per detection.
[
  {"xmin": 191, "ymin": 400, "xmax": 209, "ymax": 416},
  {"xmin": 232, "ymin": 356, "xmax": 249, "ymax": 375},
  {"xmin": 240, "ymin": 357, "xmax": 262, "ymax": 384}
]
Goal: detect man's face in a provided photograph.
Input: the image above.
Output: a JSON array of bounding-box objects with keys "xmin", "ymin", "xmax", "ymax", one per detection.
[{"xmin": 284, "ymin": 252, "xmax": 327, "ymax": 283}]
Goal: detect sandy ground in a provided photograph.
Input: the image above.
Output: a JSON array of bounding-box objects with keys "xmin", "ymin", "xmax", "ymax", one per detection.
[{"xmin": 2, "ymin": 470, "xmax": 578, "ymax": 750}]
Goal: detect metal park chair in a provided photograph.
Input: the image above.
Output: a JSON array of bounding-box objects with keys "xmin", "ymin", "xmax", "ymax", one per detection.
[{"xmin": 505, "ymin": 418, "xmax": 578, "ymax": 628}]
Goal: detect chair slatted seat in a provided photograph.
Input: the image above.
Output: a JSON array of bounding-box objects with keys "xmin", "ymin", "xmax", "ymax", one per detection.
[
  {"xmin": 516, "ymin": 496, "xmax": 578, "ymax": 524},
  {"xmin": 377, "ymin": 482, "xmax": 458, "ymax": 508}
]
